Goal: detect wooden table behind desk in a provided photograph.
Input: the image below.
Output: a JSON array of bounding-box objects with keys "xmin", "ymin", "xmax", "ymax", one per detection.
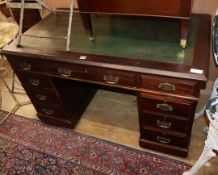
[
  {"xmin": 77, "ymin": 0, "xmax": 193, "ymax": 47},
  {"xmin": 0, "ymin": 3, "xmax": 41, "ymax": 32}
]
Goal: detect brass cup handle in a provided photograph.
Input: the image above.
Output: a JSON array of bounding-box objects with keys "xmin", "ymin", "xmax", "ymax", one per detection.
[
  {"xmin": 58, "ymin": 68, "xmax": 72, "ymax": 78},
  {"xmin": 158, "ymin": 82, "xmax": 175, "ymax": 92},
  {"xmin": 157, "ymin": 136, "xmax": 171, "ymax": 144},
  {"xmin": 103, "ymin": 75, "xmax": 119, "ymax": 85},
  {"xmin": 36, "ymin": 94, "xmax": 47, "ymax": 101},
  {"xmin": 157, "ymin": 120, "xmax": 172, "ymax": 129},
  {"xmin": 42, "ymin": 108, "xmax": 54, "ymax": 115},
  {"xmin": 28, "ymin": 78, "xmax": 40, "ymax": 86},
  {"xmin": 19, "ymin": 62, "xmax": 32, "ymax": 71},
  {"xmin": 156, "ymin": 103, "xmax": 173, "ymax": 111}
]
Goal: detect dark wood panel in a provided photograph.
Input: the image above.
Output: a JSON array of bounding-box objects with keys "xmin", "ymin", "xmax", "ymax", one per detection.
[
  {"xmin": 139, "ymin": 110, "xmax": 188, "ymax": 133},
  {"xmin": 15, "ymin": 72, "xmax": 53, "ymax": 89},
  {"xmin": 78, "ymin": 0, "xmax": 184, "ymax": 17},
  {"xmin": 138, "ymin": 92, "xmax": 197, "ymax": 118},
  {"xmin": 46, "ymin": 61, "xmax": 137, "ymax": 89},
  {"xmin": 139, "ymin": 138, "xmax": 189, "ymax": 157},
  {"xmin": 37, "ymin": 113, "xmax": 73, "ymax": 128},
  {"xmin": 7, "ymin": 56, "xmax": 46, "ymax": 72},
  {"xmin": 24, "ymin": 88, "xmax": 60, "ymax": 105},
  {"xmin": 51, "ymin": 78, "xmax": 97, "ymax": 127},
  {"xmin": 34, "ymin": 103, "xmax": 66, "ymax": 119},
  {"xmin": 140, "ymin": 74, "xmax": 199, "ymax": 97},
  {"xmin": 0, "ymin": 4, "xmax": 41, "ymax": 31},
  {"xmin": 140, "ymin": 128, "xmax": 188, "ymax": 147},
  {"xmin": 12, "ymin": 9, "xmax": 41, "ymax": 32}
]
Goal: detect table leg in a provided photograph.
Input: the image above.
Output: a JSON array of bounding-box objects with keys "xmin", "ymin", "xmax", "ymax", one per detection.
[
  {"xmin": 180, "ymin": 19, "xmax": 190, "ymax": 48},
  {"xmin": 17, "ymin": 0, "xmax": 25, "ymax": 47},
  {"xmin": 80, "ymin": 13, "xmax": 95, "ymax": 41}
]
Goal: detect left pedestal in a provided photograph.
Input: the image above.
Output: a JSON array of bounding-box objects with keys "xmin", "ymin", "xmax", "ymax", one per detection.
[{"xmin": 7, "ymin": 56, "xmax": 97, "ymax": 128}]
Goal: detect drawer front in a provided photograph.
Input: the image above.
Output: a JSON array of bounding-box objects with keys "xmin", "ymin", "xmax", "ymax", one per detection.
[
  {"xmin": 78, "ymin": 0, "xmax": 184, "ymax": 16},
  {"xmin": 141, "ymin": 74, "xmax": 199, "ymax": 97},
  {"xmin": 47, "ymin": 62, "xmax": 136, "ymax": 88},
  {"xmin": 140, "ymin": 110, "xmax": 188, "ymax": 133},
  {"xmin": 140, "ymin": 128, "xmax": 187, "ymax": 147},
  {"xmin": 7, "ymin": 56, "xmax": 45, "ymax": 72},
  {"xmin": 86, "ymin": 67, "xmax": 136, "ymax": 87},
  {"xmin": 34, "ymin": 103, "xmax": 66, "ymax": 119},
  {"xmin": 16, "ymin": 72, "xmax": 53, "ymax": 89},
  {"xmin": 138, "ymin": 92, "xmax": 197, "ymax": 118},
  {"xmin": 24, "ymin": 88, "xmax": 60, "ymax": 105}
]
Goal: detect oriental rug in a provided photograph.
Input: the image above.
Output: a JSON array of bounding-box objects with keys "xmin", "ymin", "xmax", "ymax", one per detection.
[{"xmin": 0, "ymin": 110, "xmax": 191, "ymax": 175}]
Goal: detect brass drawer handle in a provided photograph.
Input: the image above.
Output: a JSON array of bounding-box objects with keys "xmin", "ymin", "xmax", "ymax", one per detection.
[
  {"xmin": 156, "ymin": 103, "xmax": 173, "ymax": 111},
  {"xmin": 157, "ymin": 136, "xmax": 171, "ymax": 144},
  {"xmin": 19, "ymin": 62, "xmax": 32, "ymax": 71},
  {"xmin": 157, "ymin": 120, "xmax": 172, "ymax": 129},
  {"xmin": 42, "ymin": 108, "xmax": 54, "ymax": 115},
  {"xmin": 58, "ymin": 68, "xmax": 72, "ymax": 77},
  {"xmin": 36, "ymin": 94, "xmax": 47, "ymax": 101},
  {"xmin": 103, "ymin": 75, "xmax": 119, "ymax": 85},
  {"xmin": 28, "ymin": 78, "xmax": 40, "ymax": 86},
  {"xmin": 158, "ymin": 82, "xmax": 175, "ymax": 92}
]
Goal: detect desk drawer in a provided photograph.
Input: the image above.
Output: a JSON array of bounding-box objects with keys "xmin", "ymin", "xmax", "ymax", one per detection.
[
  {"xmin": 88, "ymin": 67, "xmax": 136, "ymax": 87},
  {"xmin": 25, "ymin": 88, "xmax": 60, "ymax": 105},
  {"xmin": 138, "ymin": 92, "xmax": 197, "ymax": 118},
  {"xmin": 16, "ymin": 72, "xmax": 53, "ymax": 89},
  {"xmin": 140, "ymin": 110, "xmax": 188, "ymax": 133},
  {"xmin": 140, "ymin": 74, "xmax": 199, "ymax": 97},
  {"xmin": 47, "ymin": 62, "xmax": 136, "ymax": 88},
  {"xmin": 34, "ymin": 103, "xmax": 66, "ymax": 119},
  {"xmin": 7, "ymin": 56, "xmax": 45, "ymax": 72},
  {"xmin": 140, "ymin": 128, "xmax": 187, "ymax": 147}
]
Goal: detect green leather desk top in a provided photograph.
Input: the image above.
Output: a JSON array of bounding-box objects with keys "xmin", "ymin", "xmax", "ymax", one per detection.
[{"xmin": 21, "ymin": 12, "xmax": 197, "ymax": 65}]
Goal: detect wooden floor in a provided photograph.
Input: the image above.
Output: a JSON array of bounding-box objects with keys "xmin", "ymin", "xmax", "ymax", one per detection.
[{"xmin": 0, "ymin": 61, "xmax": 218, "ymax": 175}]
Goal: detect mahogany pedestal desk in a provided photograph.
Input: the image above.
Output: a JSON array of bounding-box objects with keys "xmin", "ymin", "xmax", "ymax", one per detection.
[{"xmin": 2, "ymin": 12, "xmax": 210, "ymax": 157}]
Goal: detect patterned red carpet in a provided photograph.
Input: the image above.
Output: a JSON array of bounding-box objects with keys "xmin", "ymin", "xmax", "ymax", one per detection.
[{"xmin": 0, "ymin": 110, "xmax": 191, "ymax": 174}]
